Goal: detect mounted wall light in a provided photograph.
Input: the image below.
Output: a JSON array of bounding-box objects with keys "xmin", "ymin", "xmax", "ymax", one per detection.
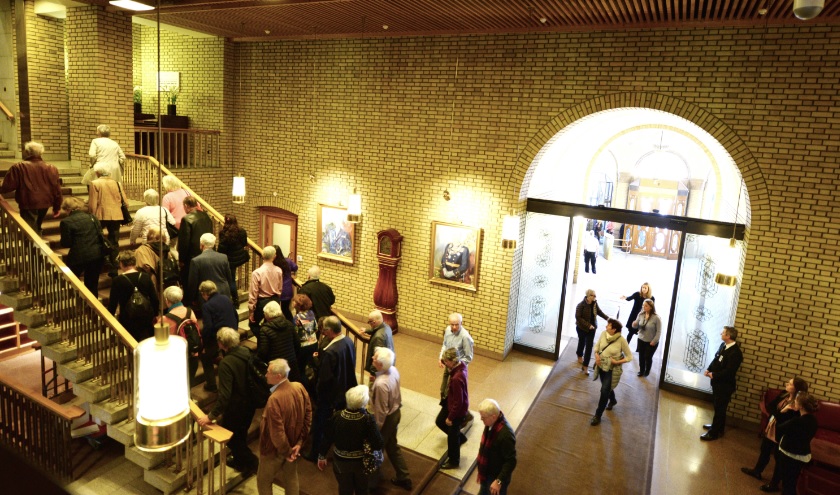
[
  {"xmin": 134, "ymin": 324, "xmax": 190, "ymax": 452},
  {"xmin": 232, "ymin": 176, "xmax": 246, "ymax": 204},
  {"xmin": 347, "ymin": 188, "xmax": 362, "ymax": 223},
  {"xmin": 501, "ymin": 213, "xmax": 519, "ymax": 250}
]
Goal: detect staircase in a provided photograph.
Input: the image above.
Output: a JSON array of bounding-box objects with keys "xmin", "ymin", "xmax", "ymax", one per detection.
[{"xmin": 0, "ymin": 156, "xmax": 256, "ymax": 494}]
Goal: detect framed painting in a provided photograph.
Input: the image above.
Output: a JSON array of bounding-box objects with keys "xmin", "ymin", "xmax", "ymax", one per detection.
[
  {"xmin": 317, "ymin": 204, "xmax": 355, "ymax": 264},
  {"xmin": 429, "ymin": 221, "xmax": 482, "ymax": 291}
]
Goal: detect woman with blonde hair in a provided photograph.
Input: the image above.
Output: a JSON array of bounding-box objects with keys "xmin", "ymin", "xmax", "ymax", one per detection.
[
  {"xmin": 620, "ymin": 282, "xmax": 654, "ymax": 346},
  {"xmin": 631, "ymin": 298, "xmax": 661, "ymax": 377}
]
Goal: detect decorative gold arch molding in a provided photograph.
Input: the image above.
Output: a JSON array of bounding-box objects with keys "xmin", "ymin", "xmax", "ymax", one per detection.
[{"xmin": 508, "ymin": 92, "xmax": 768, "ymax": 236}]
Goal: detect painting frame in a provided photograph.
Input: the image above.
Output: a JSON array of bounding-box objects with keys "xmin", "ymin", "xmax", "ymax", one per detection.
[
  {"xmin": 316, "ymin": 204, "xmax": 355, "ymax": 265},
  {"xmin": 429, "ymin": 221, "xmax": 482, "ymax": 292}
]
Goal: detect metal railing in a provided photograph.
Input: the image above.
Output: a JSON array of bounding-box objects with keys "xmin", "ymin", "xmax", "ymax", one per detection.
[
  {"xmin": 0, "ymin": 377, "xmax": 85, "ymax": 480},
  {"xmin": 133, "ymin": 127, "xmax": 221, "ymax": 169}
]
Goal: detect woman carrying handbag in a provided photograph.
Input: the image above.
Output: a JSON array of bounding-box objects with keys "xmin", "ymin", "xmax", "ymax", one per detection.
[{"xmin": 590, "ymin": 319, "xmax": 633, "ymax": 426}]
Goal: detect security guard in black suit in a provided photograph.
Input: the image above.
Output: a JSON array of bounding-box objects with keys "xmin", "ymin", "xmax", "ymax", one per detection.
[{"xmin": 701, "ymin": 325, "xmax": 743, "ymax": 441}]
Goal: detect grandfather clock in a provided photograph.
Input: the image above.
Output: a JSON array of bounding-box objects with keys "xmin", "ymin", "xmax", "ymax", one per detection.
[{"xmin": 374, "ymin": 229, "xmax": 403, "ymax": 333}]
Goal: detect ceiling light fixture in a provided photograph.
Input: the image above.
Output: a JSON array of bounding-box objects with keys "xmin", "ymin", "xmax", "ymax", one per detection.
[
  {"xmin": 109, "ymin": 0, "xmax": 154, "ymax": 11},
  {"xmin": 793, "ymin": 0, "xmax": 824, "ymax": 20}
]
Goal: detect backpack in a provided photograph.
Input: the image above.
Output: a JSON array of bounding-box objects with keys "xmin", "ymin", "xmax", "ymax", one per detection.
[
  {"xmin": 161, "ymin": 253, "xmax": 180, "ymax": 288},
  {"xmin": 122, "ymin": 274, "xmax": 154, "ymax": 321},
  {"xmin": 166, "ymin": 308, "xmax": 203, "ymax": 356},
  {"xmin": 237, "ymin": 350, "xmax": 271, "ymax": 408}
]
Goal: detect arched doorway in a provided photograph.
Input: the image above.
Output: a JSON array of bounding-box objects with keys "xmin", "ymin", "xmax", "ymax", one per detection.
[{"xmin": 508, "ymin": 104, "xmax": 756, "ymax": 396}]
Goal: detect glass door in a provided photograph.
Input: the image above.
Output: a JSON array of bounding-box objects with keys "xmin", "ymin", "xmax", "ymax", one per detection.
[
  {"xmin": 513, "ymin": 212, "xmax": 572, "ymax": 357},
  {"xmin": 661, "ymin": 233, "xmax": 742, "ymax": 393}
]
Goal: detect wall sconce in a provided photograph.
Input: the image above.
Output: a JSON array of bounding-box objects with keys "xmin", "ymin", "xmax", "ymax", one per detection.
[
  {"xmin": 501, "ymin": 214, "xmax": 519, "ymax": 249},
  {"xmin": 443, "ymin": 189, "xmax": 451, "ymax": 201},
  {"xmin": 347, "ymin": 188, "xmax": 362, "ymax": 223},
  {"xmin": 232, "ymin": 176, "xmax": 246, "ymax": 204},
  {"xmin": 134, "ymin": 324, "xmax": 190, "ymax": 452}
]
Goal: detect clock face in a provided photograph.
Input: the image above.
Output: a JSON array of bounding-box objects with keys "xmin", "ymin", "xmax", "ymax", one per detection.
[{"xmin": 379, "ymin": 237, "xmax": 392, "ymax": 256}]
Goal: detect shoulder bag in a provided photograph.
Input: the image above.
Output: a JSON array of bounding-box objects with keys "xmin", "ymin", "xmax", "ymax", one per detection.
[{"xmin": 117, "ymin": 183, "xmax": 132, "ymax": 225}]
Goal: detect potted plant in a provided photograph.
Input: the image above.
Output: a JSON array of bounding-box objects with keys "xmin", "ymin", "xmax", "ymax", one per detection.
[
  {"xmin": 165, "ymin": 86, "xmax": 180, "ymax": 116},
  {"xmin": 133, "ymin": 86, "xmax": 142, "ymax": 115}
]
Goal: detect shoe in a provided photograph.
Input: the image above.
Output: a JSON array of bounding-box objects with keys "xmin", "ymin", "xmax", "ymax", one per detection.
[
  {"xmin": 582, "ymin": 366, "xmax": 590, "ymax": 376},
  {"xmin": 606, "ymin": 400, "xmax": 617, "ymax": 411},
  {"xmin": 759, "ymin": 484, "xmax": 780, "ymax": 493},
  {"xmin": 459, "ymin": 434, "xmax": 468, "ymax": 445},
  {"xmin": 700, "ymin": 432, "xmax": 720, "ymax": 441},
  {"xmin": 740, "ymin": 467, "xmax": 762, "ymax": 481},
  {"xmin": 644, "ymin": 371, "xmax": 651, "ymax": 377},
  {"xmin": 391, "ymin": 478, "xmax": 413, "ymax": 490},
  {"xmin": 463, "ymin": 413, "xmax": 474, "ymax": 427},
  {"xmin": 203, "ymin": 384, "xmax": 218, "ymax": 392},
  {"xmin": 440, "ymin": 460, "xmax": 460, "ymax": 470},
  {"xmin": 637, "ymin": 372, "xmax": 644, "ymax": 377},
  {"xmin": 702, "ymin": 424, "xmax": 712, "ymax": 430},
  {"xmin": 590, "ymin": 416, "xmax": 601, "ymax": 426}
]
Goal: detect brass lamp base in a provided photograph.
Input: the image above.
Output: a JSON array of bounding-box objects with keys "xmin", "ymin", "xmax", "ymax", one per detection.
[
  {"xmin": 714, "ymin": 273, "xmax": 737, "ymax": 286},
  {"xmin": 135, "ymin": 409, "xmax": 190, "ymax": 452}
]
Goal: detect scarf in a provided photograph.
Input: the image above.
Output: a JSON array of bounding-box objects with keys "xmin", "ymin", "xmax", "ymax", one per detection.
[{"xmin": 477, "ymin": 413, "xmax": 507, "ymax": 483}]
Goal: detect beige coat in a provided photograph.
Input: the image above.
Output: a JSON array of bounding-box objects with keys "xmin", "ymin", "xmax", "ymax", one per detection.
[{"xmin": 88, "ymin": 177, "xmax": 127, "ymax": 221}]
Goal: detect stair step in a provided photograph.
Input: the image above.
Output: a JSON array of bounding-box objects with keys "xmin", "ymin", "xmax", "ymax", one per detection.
[
  {"xmin": 27, "ymin": 323, "xmax": 62, "ymax": 345},
  {"xmin": 0, "ymin": 142, "xmax": 8, "ymax": 150},
  {"xmin": 0, "ymin": 292, "xmax": 30, "ymax": 311},
  {"xmin": 126, "ymin": 445, "xmax": 167, "ymax": 470},
  {"xmin": 41, "ymin": 340, "xmax": 77, "ymax": 363},
  {"xmin": 90, "ymin": 398, "xmax": 130, "ymax": 425},
  {"xmin": 143, "ymin": 462, "xmax": 187, "ymax": 495},
  {"xmin": 107, "ymin": 418, "xmax": 135, "ymax": 446},
  {"xmin": 0, "ymin": 150, "xmax": 14, "ymax": 158},
  {"xmin": 72, "ymin": 377, "xmax": 112, "ymax": 403},
  {"xmin": 14, "ymin": 308, "xmax": 46, "ymax": 328},
  {"xmin": 60, "ymin": 175, "xmax": 84, "ymax": 186},
  {"xmin": 0, "ymin": 276, "xmax": 21, "ymax": 294},
  {"xmin": 60, "ymin": 185, "xmax": 88, "ymax": 196},
  {"xmin": 146, "ymin": 458, "xmax": 245, "ymax": 495},
  {"xmin": 58, "ymin": 359, "xmax": 96, "ymax": 383}
]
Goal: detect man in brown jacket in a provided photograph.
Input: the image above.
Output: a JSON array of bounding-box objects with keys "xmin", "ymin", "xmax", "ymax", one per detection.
[
  {"xmin": 0, "ymin": 141, "xmax": 62, "ymax": 235},
  {"xmin": 89, "ymin": 164, "xmax": 128, "ymax": 274},
  {"xmin": 257, "ymin": 358, "xmax": 312, "ymax": 495}
]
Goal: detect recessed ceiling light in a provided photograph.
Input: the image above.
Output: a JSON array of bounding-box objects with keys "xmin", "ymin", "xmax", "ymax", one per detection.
[{"xmin": 109, "ymin": 0, "xmax": 154, "ymax": 11}]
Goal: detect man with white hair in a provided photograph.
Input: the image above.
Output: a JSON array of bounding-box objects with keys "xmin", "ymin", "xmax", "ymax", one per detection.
[
  {"xmin": 438, "ymin": 313, "xmax": 475, "ymax": 426},
  {"xmin": 0, "ymin": 141, "xmax": 62, "ymax": 235},
  {"xmin": 130, "ymin": 188, "xmax": 176, "ymax": 245},
  {"xmin": 83, "ymin": 124, "xmax": 125, "ymax": 185},
  {"xmin": 365, "ymin": 309, "xmax": 395, "ymax": 380},
  {"xmin": 257, "ymin": 359, "xmax": 311, "ymax": 495},
  {"xmin": 371, "ymin": 347, "xmax": 412, "ymax": 490},
  {"xmin": 298, "ymin": 266, "xmax": 335, "ymax": 319},
  {"xmin": 249, "ymin": 246, "xmax": 285, "ymax": 338},
  {"xmin": 185, "ymin": 233, "xmax": 234, "ymax": 307},
  {"xmin": 475, "ymin": 399, "xmax": 517, "ymax": 495},
  {"xmin": 178, "ymin": 195, "xmax": 213, "ymax": 288}
]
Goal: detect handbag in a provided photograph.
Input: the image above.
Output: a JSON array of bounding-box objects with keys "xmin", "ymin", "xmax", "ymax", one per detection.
[
  {"xmin": 166, "ymin": 220, "xmax": 179, "ymax": 240},
  {"xmin": 361, "ymin": 414, "xmax": 384, "ymax": 475},
  {"xmin": 117, "ymin": 183, "xmax": 132, "ymax": 225},
  {"xmin": 90, "ymin": 215, "xmax": 113, "ymax": 258},
  {"xmin": 593, "ymin": 338, "xmax": 621, "ymax": 381}
]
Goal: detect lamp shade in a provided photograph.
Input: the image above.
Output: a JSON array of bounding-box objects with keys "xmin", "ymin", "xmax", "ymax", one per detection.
[
  {"xmin": 232, "ymin": 176, "xmax": 246, "ymax": 204},
  {"xmin": 501, "ymin": 214, "xmax": 519, "ymax": 249},
  {"xmin": 134, "ymin": 325, "xmax": 190, "ymax": 452},
  {"xmin": 793, "ymin": 0, "xmax": 824, "ymax": 20},
  {"xmin": 347, "ymin": 192, "xmax": 362, "ymax": 223},
  {"xmin": 714, "ymin": 238, "xmax": 740, "ymax": 287}
]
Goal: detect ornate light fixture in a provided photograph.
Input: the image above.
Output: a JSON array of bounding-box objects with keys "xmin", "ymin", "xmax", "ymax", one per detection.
[
  {"xmin": 714, "ymin": 181, "xmax": 743, "ymax": 287},
  {"xmin": 502, "ymin": 214, "xmax": 519, "ymax": 250},
  {"xmin": 232, "ymin": 175, "xmax": 246, "ymax": 204},
  {"xmin": 347, "ymin": 188, "xmax": 362, "ymax": 223},
  {"xmin": 134, "ymin": 324, "xmax": 190, "ymax": 451}
]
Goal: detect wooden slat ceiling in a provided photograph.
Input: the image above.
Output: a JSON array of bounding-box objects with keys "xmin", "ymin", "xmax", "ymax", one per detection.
[{"xmin": 98, "ymin": 0, "xmax": 840, "ymax": 40}]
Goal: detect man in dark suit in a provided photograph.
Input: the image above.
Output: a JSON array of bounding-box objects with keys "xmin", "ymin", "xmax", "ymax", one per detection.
[
  {"xmin": 304, "ymin": 316, "xmax": 356, "ymax": 461},
  {"xmin": 701, "ymin": 325, "xmax": 743, "ymax": 441},
  {"xmin": 198, "ymin": 281, "xmax": 238, "ymax": 392},
  {"xmin": 298, "ymin": 266, "xmax": 335, "ymax": 320},
  {"xmin": 185, "ymin": 233, "xmax": 235, "ymax": 306},
  {"xmin": 178, "ymin": 195, "xmax": 213, "ymax": 288}
]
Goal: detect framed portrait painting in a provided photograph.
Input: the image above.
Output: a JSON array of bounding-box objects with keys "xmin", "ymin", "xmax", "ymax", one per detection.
[
  {"xmin": 317, "ymin": 204, "xmax": 355, "ymax": 264},
  {"xmin": 429, "ymin": 221, "xmax": 482, "ymax": 291}
]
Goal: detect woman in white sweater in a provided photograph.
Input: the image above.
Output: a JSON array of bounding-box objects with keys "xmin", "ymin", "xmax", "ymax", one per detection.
[
  {"xmin": 590, "ymin": 318, "xmax": 633, "ymax": 426},
  {"xmin": 131, "ymin": 188, "xmax": 176, "ymax": 245}
]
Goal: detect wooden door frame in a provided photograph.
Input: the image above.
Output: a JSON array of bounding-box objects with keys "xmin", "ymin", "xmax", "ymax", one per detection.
[{"xmin": 260, "ymin": 207, "xmax": 298, "ymax": 258}]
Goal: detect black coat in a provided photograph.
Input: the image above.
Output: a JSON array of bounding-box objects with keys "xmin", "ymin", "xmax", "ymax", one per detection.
[
  {"xmin": 777, "ymin": 414, "xmax": 818, "ymax": 457},
  {"xmin": 317, "ymin": 335, "xmax": 357, "ymax": 408},
  {"xmin": 178, "ymin": 210, "xmax": 213, "ymax": 266},
  {"xmin": 258, "ymin": 317, "xmax": 301, "ymax": 375},
  {"xmin": 707, "ymin": 342, "xmax": 743, "ymax": 391},
  {"xmin": 218, "ymin": 229, "xmax": 250, "ymax": 268},
  {"xmin": 299, "ymin": 279, "xmax": 336, "ymax": 320},
  {"xmin": 478, "ymin": 415, "xmax": 517, "ymax": 486},
  {"xmin": 60, "ymin": 210, "xmax": 104, "ymax": 266},
  {"xmin": 211, "ymin": 346, "xmax": 251, "ymax": 418},
  {"xmin": 107, "ymin": 271, "xmax": 159, "ymax": 342}
]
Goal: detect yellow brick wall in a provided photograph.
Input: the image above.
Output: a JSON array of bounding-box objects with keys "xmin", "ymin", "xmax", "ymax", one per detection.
[
  {"xmin": 23, "ymin": 0, "xmax": 68, "ymax": 158},
  {"xmin": 227, "ymin": 26, "xmax": 840, "ymax": 424},
  {"xmin": 65, "ymin": 5, "xmax": 133, "ymax": 168}
]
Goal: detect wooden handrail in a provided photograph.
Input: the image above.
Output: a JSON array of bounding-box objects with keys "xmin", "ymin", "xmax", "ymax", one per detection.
[
  {"xmin": 0, "ymin": 100, "xmax": 13, "ymax": 122},
  {"xmin": 0, "ymin": 376, "xmax": 85, "ymax": 421},
  {"xmin": 0, "ymin": 197, "xmax": 138, "ymax": 349}
]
